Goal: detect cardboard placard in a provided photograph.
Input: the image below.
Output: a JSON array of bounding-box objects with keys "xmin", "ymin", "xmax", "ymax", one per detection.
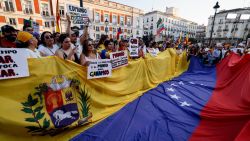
[
  {"xmin": 67, "ymin": 4, "xmax": 89, "ymax": 25},
  {"xmin": 0, "ymin": 48, "xmax": 29, "ymax": 80},
  {"xmin": 110, "ymin": 51, "xmax": 128, "ymax": 69},
  {"xmin": 129, "ymin": 38, "xmax": 139, "ymax": 57},
  {"xmin": 87, "ymin": 59, "xmax": 112, "ymax": 79}
]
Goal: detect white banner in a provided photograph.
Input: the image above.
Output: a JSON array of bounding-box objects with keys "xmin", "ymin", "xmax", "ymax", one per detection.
[
  {"xmin": 110, "ymin": 51, "xmax": 128, "ymax": 69},
  {"xmin": 0, "ymin": 48, "xmax": 29, "ymax": 80},
  {"xmin": 67, "ymin": 4, "xmax": 89, "ymax": 25},
  {"xmin": 129, "ymin": 38, "xmax": 139, "ymax": 57},
  {"xmin": 87, "ymin": 59, "xmax": 112, "ymax": 79}
]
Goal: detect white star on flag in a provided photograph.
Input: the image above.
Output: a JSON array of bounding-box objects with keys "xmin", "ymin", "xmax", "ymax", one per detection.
[
  {"xmin": 169, "ymin": 94, "xmax": 180, "ymax": 100},
  {"xmin": 189, "ymin": 82, "xmax": 195, "ymax": 84},
  {"xmin": 171, "ymin": 83, "xmax": 178, "ymax": 87},
  {"xmin": 178, "ymin": 81, "xmax": 184, "ymax": 85},
  {"xmin": 166, "ymin": 88, "xmax": 175, "ymax": 92},
  {"xmin": 200, "ymin": 84, "xmax": 205, "ymax": 86},
  {"xmin": 180, "ymin": 101, "xmax": 191, "ymax": 107}
]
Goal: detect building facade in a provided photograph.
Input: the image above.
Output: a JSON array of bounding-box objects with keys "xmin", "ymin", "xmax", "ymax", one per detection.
[
  {"xmin": 206, "ymin": 8, "xmax": 250, "ymax": 42},
  {"xmin": 0, "ymin": 0, "xmax": 55, "ymax": 32},
  {"xmin": 143, "ymin": 7, "xmax": 198, "ymax": 40},
  {"xmin": 0, "ymin": 0, "xmax": 144, "ymax": 40},
  {"xmin": 196, "ymin": 24, "xmax": 206, "ymax": 43}
]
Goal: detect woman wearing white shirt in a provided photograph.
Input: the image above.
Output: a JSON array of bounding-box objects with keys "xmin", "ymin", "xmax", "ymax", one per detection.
[
  {"xmin": 38, "ymin": 31, "xmax": 59, "ymax": 56},
  {"xmin": 16, "ymin": 31, "xmax": 41, "ymax": 58}
]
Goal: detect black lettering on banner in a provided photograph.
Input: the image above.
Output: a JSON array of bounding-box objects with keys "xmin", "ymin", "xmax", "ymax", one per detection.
[{"xmin": 0, "ymin": 69, "xmax": 16, "ymax": 77}]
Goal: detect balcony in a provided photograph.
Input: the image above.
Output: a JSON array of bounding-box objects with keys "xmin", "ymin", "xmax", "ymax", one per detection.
[
  {"xmin": 24, "ymin": 8, "xmax": 33, "ymax": 14},
  {"xmin": 223, "ymin": 29, "xmax": 229, "ymax": 32},
  {"xmin": 3, "ymin": 6, "xmax": 14, "ymax": 12},
  {"xmin": 42, "ymin": 11, "xmax": 50, "ymax": 17}
]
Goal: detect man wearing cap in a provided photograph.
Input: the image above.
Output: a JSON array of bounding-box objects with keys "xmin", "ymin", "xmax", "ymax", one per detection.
[
  {"xmin": 66, "ymin": 14, "xmax": 89, "ymax": 59},
  {"xmin": 0, "ymin": 25, "xmax": 18, "ymax": 48}
]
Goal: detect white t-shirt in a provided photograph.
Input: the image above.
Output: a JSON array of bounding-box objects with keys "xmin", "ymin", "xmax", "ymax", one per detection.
[
  {"xmin": 38, "ymin": 44, "xmax": 59, "ymax": 56},
  {"xmin": 26, "ymin": 48, "xmax": 41, "ymax": 58}
]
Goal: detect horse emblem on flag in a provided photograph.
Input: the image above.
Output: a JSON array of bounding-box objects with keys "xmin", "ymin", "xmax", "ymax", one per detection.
[{"xmin": 20, "ymin": 75, "xmax": 92, "ymax": 136}]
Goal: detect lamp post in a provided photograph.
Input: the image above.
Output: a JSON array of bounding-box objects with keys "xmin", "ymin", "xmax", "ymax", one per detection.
[
  {"xmin": 209, "ymin": 2, "xmax": 220, "ymax": 46},
  {"xmin": 105, "ymin": 19, "xmax": 109, "ymax": 35}
]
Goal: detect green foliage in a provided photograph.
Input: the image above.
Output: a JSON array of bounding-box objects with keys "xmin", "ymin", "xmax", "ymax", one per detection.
[
  {"xmin": 78, "ymin": 89, "xmax": 90, "ymax": 117},
  {"xmin": 21, "ymin": 88, "xmax": 50, "ymax": 135}
]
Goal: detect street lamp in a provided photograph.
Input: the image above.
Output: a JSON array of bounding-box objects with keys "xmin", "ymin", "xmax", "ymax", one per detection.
[
  {"xmin": 105, "ymin": 19, "xmax": 109, "ymax": 35},
  {"xmin": 209, "ymin": 1, "xmax": 220, "ymax": 46}
]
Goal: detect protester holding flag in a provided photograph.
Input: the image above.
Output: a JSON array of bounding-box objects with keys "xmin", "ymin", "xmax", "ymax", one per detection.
[
  {"xmin": 16, "ymin": 31, "xmax": 41, "ymax": 58},
  {"xmin": 38, "ymin": 31, "xmax": 59, "ymax": 56}
]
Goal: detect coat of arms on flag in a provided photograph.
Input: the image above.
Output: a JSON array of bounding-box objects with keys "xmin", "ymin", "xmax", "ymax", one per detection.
[{"xmin": 20, "ymin": 75, "xmax": 92, "ymax": 136}]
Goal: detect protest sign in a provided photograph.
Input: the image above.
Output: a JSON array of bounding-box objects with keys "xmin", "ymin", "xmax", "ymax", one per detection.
[
  {"xmin": 67, "ymin": 4, "xmax": 89, "ymax": 25},
  {"xmin": 147, "ymin": 48, "xmax": 159, "ymax": 57},
  {"xmin": 110, "ymin": 51, "xmax": 128, "ymax": 69},
  {"xmin": 0, "ymin": 48, "xmax": 29, "ymax": 80},
  {"xmin": 129, "ymin": 38, "xmax": 139, "ymax": 57},
  {"xmin": 87, "ymin": 59, "xmax": 112, "ymax": 79}
]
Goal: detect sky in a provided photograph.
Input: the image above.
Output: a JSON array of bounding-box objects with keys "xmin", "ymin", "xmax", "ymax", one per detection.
[{"xmin": 110, "ymin": 0, "xmax": 250, "ymax": 25}]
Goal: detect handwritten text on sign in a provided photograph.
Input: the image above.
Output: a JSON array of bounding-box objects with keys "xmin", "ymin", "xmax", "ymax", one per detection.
[
  {"xmin": 129, "ymin": 38, "xmax": 139, "ymax": 57},
  {"xmin": 110, "ymin": 51, "xmax": 128, "ymax": 69},
  {"xmin": 87, "ymin": 59, "xmax": 112, "ymax": 79},
  {"xmin": 67, "ymin": 4, "xmax": 89, "ymax": 25},
  {"xmin": 0, "ymin": 48, "xmax": 29, "ymax": 80}
]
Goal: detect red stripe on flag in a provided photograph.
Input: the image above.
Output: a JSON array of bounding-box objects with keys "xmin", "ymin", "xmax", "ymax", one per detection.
[{"xmin": 190, "ymin": 53, "xmax": 250, "ymax": 141}]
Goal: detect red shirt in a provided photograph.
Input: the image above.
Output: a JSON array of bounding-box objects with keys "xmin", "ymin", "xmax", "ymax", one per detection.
[{"xmin": 0, "ymin": 36, "xmax": 16, "ymax": 48}]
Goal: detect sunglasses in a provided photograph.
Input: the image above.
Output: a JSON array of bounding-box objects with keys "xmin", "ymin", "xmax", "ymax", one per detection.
[
  {"xmin": 45, "ymin": 35, "xmax": 53, "ymax": 39},
  {"xmin": 88, "ymin": 44, "xmax": 93, "ymax": 46}
]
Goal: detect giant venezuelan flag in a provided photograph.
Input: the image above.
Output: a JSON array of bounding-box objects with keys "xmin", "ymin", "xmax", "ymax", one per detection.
[{"xmin": 1, "ymin": 49, "xmax": 250, "ymax": 141}]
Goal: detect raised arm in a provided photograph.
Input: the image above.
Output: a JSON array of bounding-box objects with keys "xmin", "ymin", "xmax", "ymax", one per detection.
[
  {"xmin": 80, "ymin": 19, "xmax": 90, "ymax": 45},
  {"xmin": 66, "ymin": 13, "xmax": 71, "ymax": 37}
]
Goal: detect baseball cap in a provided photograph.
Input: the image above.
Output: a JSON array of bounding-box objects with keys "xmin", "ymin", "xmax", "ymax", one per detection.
[{"xmin": 1, "ymin": 25, "xmax": 18, "ymax": 33}]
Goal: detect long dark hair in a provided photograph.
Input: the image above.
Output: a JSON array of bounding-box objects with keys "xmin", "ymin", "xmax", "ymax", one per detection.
[
  {"xmin": 82, "ymin": 38, "xmax": 94, "ymax": 57},
  {"xmin": 40, "ymin": 31, "xmax": 52, "ymax": 46}
]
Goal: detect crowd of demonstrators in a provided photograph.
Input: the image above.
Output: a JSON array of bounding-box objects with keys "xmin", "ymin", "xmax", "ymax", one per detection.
[{"xmin": 1, "ymin": 16, "xmax": 250, "ymax": 67}]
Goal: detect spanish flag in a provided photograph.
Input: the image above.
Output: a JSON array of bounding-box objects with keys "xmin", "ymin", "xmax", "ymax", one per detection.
[{"xmin": 55, "ymin": 0, "xmax": 60, "ymax": 33}]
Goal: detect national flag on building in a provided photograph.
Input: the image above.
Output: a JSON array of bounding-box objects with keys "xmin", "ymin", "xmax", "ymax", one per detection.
[
  {"xmin": 117, "ymin": 27, "xmax": 122, "ymax": 40},
  {"xmin": 156, "ymin": 18, "xmax": 165, "ymax": 35}
]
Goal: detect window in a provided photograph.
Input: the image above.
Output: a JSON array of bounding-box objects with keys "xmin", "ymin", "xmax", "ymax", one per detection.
[
  {"xmin": 96, "ymin": 26, "xmax": 100, "ymax": 31},
  {"xmin": 136, "ymin": 30, "xmax": 139, "ymax": 35},
  {"xmin": 128, "ymin": 30, "xmax": 130, "ymax": 34},
  {"xmin": 23, "ymin": 0, "xmax": 33, "ymax": 14},
  {"xmin": 9, "ymin": 18, "xmax": 16, "ymax": 25},
  {"xmin": 96, "ymin": 34, "xmax": 100, "ymax": 40},
  {"xmin": 120, "ymin": 16, "xmax": 124, "ymax": 25},
  {"xmin": 151, "ymin": 17, "xmax": 153, "ymax": 21},
  {"xmin": 45, "ymin": 21, "xmax": 50, "ymax": 28},
  {"xmin": 147, "ymin": 18, "xmax": 149, "ymax": 22},
  {"xmin": 112, "ymin": 15, "xmax": 117, "ymax": 24},
  {"xmin": 104, "ymin": 14, "xmax": 109, "ymax": 22},
  {"xmin": 127, "ymin": 17, "xmax": 131, "ymax": 26},
  {"xmin": 59, "ymin": 6, "xmax": 65, "ymax": 17},
  {"xmin": 41, "ymin": 3, "xmax": 49, "ymax": 16},
  {"xmin": 3, "ymin": 0, "xmax": 14, "ymax": 12},
  {"xmin": 95, "ymin": 12, "xmax": 100, "ymax": 22}
]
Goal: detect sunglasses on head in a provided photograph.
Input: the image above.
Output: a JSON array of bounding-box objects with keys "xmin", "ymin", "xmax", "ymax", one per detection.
[{"xmin": 45, "ymin": 35, "xmax": 53, "ymax": 39}]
